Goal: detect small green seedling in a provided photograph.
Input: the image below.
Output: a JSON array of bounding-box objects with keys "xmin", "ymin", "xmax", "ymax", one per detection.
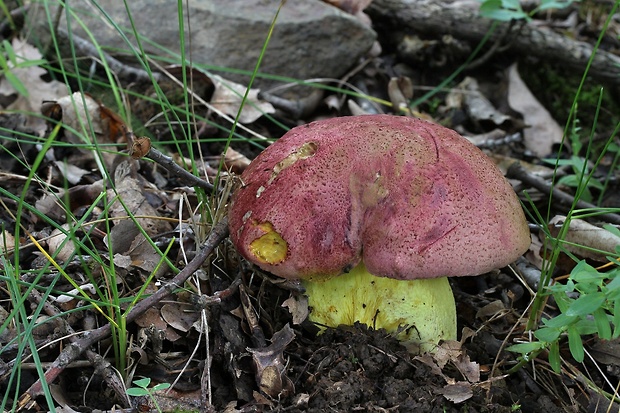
[
  {"xmin": 509, "ymin": 257, "xmax": 620, "ymax": 372},
  {"xmin": 126, "ymin": 377, "xmax": 171, "ymax": 413}
]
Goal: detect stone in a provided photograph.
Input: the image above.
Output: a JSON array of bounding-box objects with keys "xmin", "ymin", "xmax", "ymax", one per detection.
[{"xmin": 41, "ymin": 0, "xmax": 376, "ymax": 91}]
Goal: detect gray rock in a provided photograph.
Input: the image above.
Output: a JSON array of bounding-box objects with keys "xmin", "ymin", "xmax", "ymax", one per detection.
[{"xmin": 44, "ymin": 0, "xmax": 376, "ymax": 90}]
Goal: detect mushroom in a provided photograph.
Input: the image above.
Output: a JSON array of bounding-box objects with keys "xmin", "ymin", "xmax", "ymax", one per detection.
[{"xmin": 228, "ymin": 115, "xmax": 530, "ymax": 353}]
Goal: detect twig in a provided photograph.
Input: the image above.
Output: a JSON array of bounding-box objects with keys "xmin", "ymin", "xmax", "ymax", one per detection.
[
  {"xmin": 26, "ymin": 289, "xmax": 130, "ymax": 408},
  {"xmin": 51, "ymin": 27, "xmax": 160, "ymax": 84},
  {"xmin": 506, "ymin": 162, "xmax": 620, "ymax": 225},
  {"xmin": 146, "ymin": 146, "xmax": 216, "ymax": 192},
  {"xmin": 18, "ymin": 218, "xmax": 231, "ymax": 410}
]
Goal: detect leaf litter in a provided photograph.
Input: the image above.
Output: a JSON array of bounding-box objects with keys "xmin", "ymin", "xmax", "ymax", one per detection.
[{"xmin": 1, "ymin": 7, "xmax": 620, "ymax": 413}]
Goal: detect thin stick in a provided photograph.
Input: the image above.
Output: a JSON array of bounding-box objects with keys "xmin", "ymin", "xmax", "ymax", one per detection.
[
  {"xmin": 507, "ymin": 162, "xmax": 620, "ymax": 225},
  {"xmin": 146, "ymin": 146, "xmax": 216, "ymax": 192}
]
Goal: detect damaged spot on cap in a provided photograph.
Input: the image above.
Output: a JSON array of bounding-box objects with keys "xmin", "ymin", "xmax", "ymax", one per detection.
[
  {"xmin": 256, "ymin": 186, "xmax": 266, "ymax": 198},
  {"xmin": 268, "ymin": 141, "xmax": 318, "ymax": 185},
  {"xmin": 242, "ymin": 210, "xmax": 252, "ymax": 223},
  {"xmin": 249, "ymin": 221, "xmax": 288, "ymax": 264}
]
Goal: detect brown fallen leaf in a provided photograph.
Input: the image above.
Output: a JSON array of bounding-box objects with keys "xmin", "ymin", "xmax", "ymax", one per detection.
[
  {"xmin": 548, "ymin": 215, "xmax": 620, "ymax": 262},
  {"xmin": 440, "ymin": 381, "xmax": 473, "ymax": 404},
  {"xmin": 281, "ymin": 293, "xmax": 309, "ymax": 325},
  {"xmin": 247, "ymin": 324, "xmax": 295, "ymax": 399},
  {"xmin": 507, "ymin": 63, "xmax": 563, "ymax": 157},
  {"xmin": 223, "ymin": 147, "xmax": 252, "ymax": 174},
  {"xmin": 160, "ymin": 303, "xmax": 200, "ymax": 333},
  {"xmin": 211, "ymin": 75, "xmax": 275, "ymax": 124},
  {"xmin": 0, "ymin": 38, "xmax": 68, "ymax": 133}
]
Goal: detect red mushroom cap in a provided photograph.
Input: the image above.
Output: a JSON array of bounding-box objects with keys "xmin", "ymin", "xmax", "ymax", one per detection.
[{"xmin": 229, "ymin": 115, "xmax": 530, "ymax": 281}]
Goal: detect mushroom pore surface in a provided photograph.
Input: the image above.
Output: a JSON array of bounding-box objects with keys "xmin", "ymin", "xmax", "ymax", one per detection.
[{"xmin": 229, "ymin": 115, "xmax": 530, "ymax": 281}]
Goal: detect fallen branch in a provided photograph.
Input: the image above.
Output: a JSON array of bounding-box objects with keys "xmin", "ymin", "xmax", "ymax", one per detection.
[
  {"xmin": 507, "ymin": 162, "xmax": 620, "ymax": 225},
  {"xmin": 18, "ymin": 218, "xmax": 231, "ymax": 410},
  {"xmin": 366, "ymin": 0, "xmax": 620, "ymax": 88}
]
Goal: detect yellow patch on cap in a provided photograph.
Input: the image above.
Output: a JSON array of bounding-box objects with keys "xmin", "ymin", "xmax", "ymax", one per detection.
[{"xmin": 249, "ymin": 222, "xmax": 288, "ymax": 264}]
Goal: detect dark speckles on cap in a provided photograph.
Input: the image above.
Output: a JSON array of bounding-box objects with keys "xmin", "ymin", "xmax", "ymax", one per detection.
[{"xmin": 228, "ymin": 115, "xmax": 531, "ymax": 281}]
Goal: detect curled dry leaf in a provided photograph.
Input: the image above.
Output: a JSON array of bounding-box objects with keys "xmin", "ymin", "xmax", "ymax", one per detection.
[
  {"xmin": 49, "ymin": 93, "xmax": 108, "ymax": 144},
  {"xmin": 449, "ymin": 77, "xmax": 512, "ymax": 128},
  {"xmin": 51, "ymin": 283, "xmax": 97, "ymax": 304},
  {"xmin": 224, "ymin": 147, "xmax": 252, "ymax": 174},
  {"xmin": 45, "ymin": 92, "xmax": 130, "ymax": 145},
  {"xmin": 387, "ymin": 76, "xmax": 413, "ymax": 111},
  {"xmin": 281, "ymin": 294, "xmax": 309, "ymax": 325},
  {"xmin": 0, "ymin": 38, "xmax": 68, "ymax": 132},
  {"xmin": 248, "ymin": 324, "xmax": 295, "ymax": 399},
  {"xmin": 507, "ymin": 63, "xmax": 563, "ymax": 157},
  {"xmin": 211, "ymin": 75, "xmax": 275, "ymax": 124},
  {"xmin": 47, "ymin": 224, "xmax": 78, "ymax": 263},
  {"xmin": 129, "ymin": 136, "xmax": 151, "ymax": 159}
]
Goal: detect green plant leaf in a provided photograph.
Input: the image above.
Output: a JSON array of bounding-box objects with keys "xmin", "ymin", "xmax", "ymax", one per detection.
[
  {"xmin": 506, "ymin": 341, "xmax": 547, "ymax": 355},
  {"xmin": 613, "ymin": 299, "xmax": 620, "ymax": 338},
  {"xmin": 479, "ymin": 0, "xmax": 528, "ymax": 20},
  {"xmin": 603, "ymin": 224, "xmax": 620, "ymax": 238},
  {"xmin": 558, "ymin": 174, "xmax": 603, "ymax": 190},
  {"xmin": 574, "ymin": 317, "xmax": 599, "ymax": 335},
  {"xmin": 539, "ymin": 0, "xmax": 576, "ymax": 10},
  {"xmin": 126, "ymin": 387, "xmax": 149, "ymax": 397},
  {"xmin": 565, "ymin": 292, "xmax": 606, "ymax": 316},
  {"xmin": 133, "ymin": 377, "xmax": 151, "ymax": 388},
  {"xmin": 570, "ymin": 261, "xmax": 601, "ymax": 282},
  {"xmin": 152, "ymin": 383, "xmax": 171, "ymax": 391},
  {"xmin": 543, "ymin": 313, "xmax": 577, "ymax": 328},
  {"xmin": 593, "ymin": 308, "xmax": 612, "ymax": 340},
  {"xmin": 534, "ymin": 326, "xmax": 562, "ymax": 342},
  {"xmin": 567, "ymin": 325, "xmax": 585, "ymax": 362},
  {"xmin": 548, "ymin": 340, "xmax": 562, "ymax": 373}
]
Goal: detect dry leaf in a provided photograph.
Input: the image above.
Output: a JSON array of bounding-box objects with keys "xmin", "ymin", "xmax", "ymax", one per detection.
[
  {"xmin": 0, "ymin": 230, "xmax": 15, "ymax": 254},
  {"xmin": 440, "ymin": 382, "xmax": 473, "ymax": 403},
  {"xmin": 475, "ymin": 300, "xmax": 506, "ymax": 320},
  {"xmin": 507, "ymin": 63, "xmax": 563, "ymax": 157},
  {"xmin": 0, "ymin": 38, "xmax": 67, "ymax": 132},
  {"xmin": 51, "ymin": 283, "xmax": 97, "ymax": 304},
  {"xmin": 548, "ymin": 215, "xmax": 620, "ymax": 262},
  {"xmin": 161, "ymin": 303, "xmax": 199, "ymax": 333},
  {"xmin": 105, "ymin": 159, "xmax": 171, "ymax": 275},
  {"xmin": 52, "ymin": 160, "xmax": 90, "ymax": 184},
  {"xmin": 224, "ymin": 147, "xmax": 252, "ymax": 173},
  {"xmin": 248, "ymin": 324, "xmax": 295, "ymax": 398},
  {"xmin": 47, "ymin": 224, "xmax": 77, "ymax": 263},
  {"xmin": 52, "ymin": 93, "xmax": 108, "ymax": 144},
  {"xmin": 453, "ymin": 77, "xmax": 512, "ymax": 128},
  {"xmin": 387, "ymin": 76, "xmax": 413, "ymax": 111},
  {"xmin": 453, "ymin": 352, "xmax": 480, "ymax": 383},
  {"xmin": 281, "ymin": 294, "xmax": 309, "ymax": 325},
  {"xmin": 211, "ymin": 75, "xmax": 275, "ymax": 124}
]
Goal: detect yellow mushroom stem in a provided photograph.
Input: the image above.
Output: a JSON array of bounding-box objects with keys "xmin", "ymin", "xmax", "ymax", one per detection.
[{"xmin": 302, "ymin": 262, "xmax": 457, "ymax": 353}]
